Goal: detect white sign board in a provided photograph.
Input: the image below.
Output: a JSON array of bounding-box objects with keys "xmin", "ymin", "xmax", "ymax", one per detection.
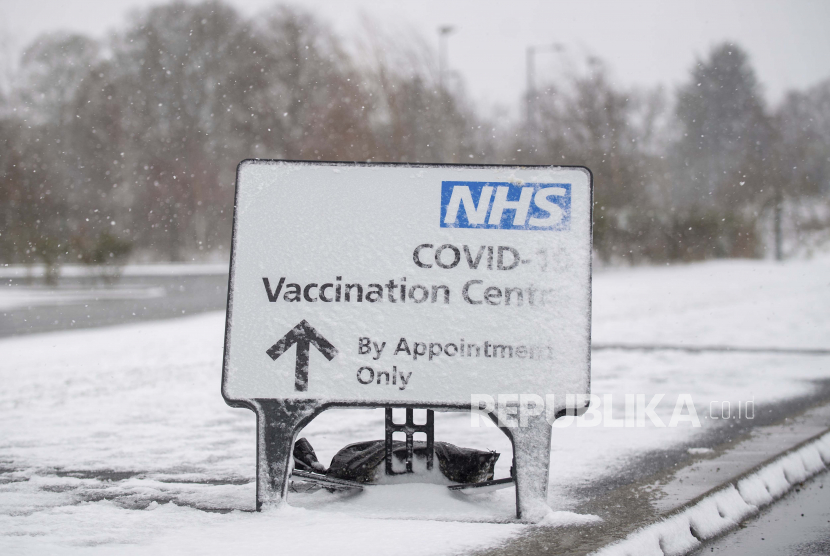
[{"xmin": 222, "ymin": 161, "xmax": 591, "ymax": 411}]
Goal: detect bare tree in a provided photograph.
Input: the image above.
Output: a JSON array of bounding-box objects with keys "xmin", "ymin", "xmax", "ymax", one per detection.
[
  {"xmin": 356, "ymin": 19, "xmax": 491, "ymax": 164},
  {"xmin": 770, "ymin": 79, "xmax": 830, "ymax": 255},
  {"xmin": 109, "ymin": 1, "xmax": 268, "ymax": 259},
  {"xmin": 1, "ymin": 3, "xmax": 827, "ymax": 267},
  {"xmin": 510, "ymin": 57, "xmax": 668, "ymax": 262}
]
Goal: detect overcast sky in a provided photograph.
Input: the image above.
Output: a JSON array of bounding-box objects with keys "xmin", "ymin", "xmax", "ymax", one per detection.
[{"xmin": 2, "ymin": 0, "xmax": 829, "ymax": 114}]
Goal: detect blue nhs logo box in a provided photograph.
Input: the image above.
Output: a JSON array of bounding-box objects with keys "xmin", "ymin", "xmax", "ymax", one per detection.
[{"xmin": 440, "ymin": 181, "xmax": 571, "ymax": 231}]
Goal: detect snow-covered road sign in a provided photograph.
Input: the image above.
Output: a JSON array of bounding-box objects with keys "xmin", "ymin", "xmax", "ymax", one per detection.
[{"xmin": 222, "ymin": 161, "xmax": 592, "ymax": 520}]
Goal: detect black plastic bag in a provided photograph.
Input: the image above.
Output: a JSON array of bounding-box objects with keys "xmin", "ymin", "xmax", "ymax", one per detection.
[
  {"xmin": 325, "ymin": 439, "xmax": 499, "ymax": 484},
  {"xmin": 293, "ymin": 437, "xmax": 326, "ymax": 472}
]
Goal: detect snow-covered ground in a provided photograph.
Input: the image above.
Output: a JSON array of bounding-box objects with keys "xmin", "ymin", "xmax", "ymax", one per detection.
[{"xmin": 1, "ymin": 256, "xmax": 829, "ymax": 554}]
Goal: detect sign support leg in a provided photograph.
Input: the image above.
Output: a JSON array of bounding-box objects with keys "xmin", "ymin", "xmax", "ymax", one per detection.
[
  {"xmin": 251, "ymin": 399, "xmax": 322, "ymax": 510},
  {"xmin": 508, "ymin": 413, "xmax": 553, "ymax": 521}
]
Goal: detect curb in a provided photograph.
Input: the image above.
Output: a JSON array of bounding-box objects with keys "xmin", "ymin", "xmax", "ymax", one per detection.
[{"xmin": 590, "ymin": 430, "xmax": 830, "ymax": 556}]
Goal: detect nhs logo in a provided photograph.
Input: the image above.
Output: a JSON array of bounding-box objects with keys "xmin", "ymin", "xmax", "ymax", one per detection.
[{"xmin": 440, "ymin": 181, "xmax": 571, "ymax": 231}]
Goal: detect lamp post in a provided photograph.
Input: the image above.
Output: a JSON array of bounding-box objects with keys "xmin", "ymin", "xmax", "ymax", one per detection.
[
  {"xmin": 526, "ymin": 43, "xmax": 564, "ymax": 134},
  {"xmin": 438, "ymin": 25, "xmax": 455, "ymax": 91},
  {"xmin": 437, "ymin": 25, "xmax": 456, "ymax": 163}
]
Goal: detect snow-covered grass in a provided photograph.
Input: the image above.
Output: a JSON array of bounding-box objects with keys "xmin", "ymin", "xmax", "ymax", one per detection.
[
  {"xmin": 592, "ymin": 255, "xmax": 830, "ymax": 349},
  {"xmin": 0, "ymin": 501, "xmax": 524, "ymax": 556},
  {"xmin": 1, "ymin": 256, "xmax": 829, "ymax": 553}
]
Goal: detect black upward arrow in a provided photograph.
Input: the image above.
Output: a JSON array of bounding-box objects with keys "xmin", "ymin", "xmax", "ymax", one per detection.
[{"xmin": 266, "ymin": 320, "xmax": 338, "ymax": 392}]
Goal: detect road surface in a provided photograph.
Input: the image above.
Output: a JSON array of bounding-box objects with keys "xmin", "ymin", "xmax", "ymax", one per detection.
[
  {"xmin": 1, "ymin": 273, "xmax": 228, "ymax": 338},
  {"xmin": 694, "ymin": 469, "xmax": 830, "ymax": 555}
]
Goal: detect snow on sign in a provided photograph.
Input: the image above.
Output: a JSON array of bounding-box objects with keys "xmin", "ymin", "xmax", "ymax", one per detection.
[{"xmin": 222, "ymin": 161, "xmax": 592, "ymax": 519}]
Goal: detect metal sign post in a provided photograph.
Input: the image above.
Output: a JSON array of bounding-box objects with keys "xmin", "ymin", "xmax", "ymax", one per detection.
[{"xmin": 222, "ymin": 161, "xmax": 592, "ymax": 521}]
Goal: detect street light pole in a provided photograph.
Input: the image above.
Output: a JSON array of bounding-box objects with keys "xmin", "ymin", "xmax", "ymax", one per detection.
[
  {"xmin": 437, "ymin": 25, "xmax": 456, "ymax": 163},
  {"xmin": 526, "ymin": 46, "xmax": 536, "ymax": 133},
  {"xmin": 525, "ymin": 43, "xmax": 564, "ymax": 135},
  {"xmin": 774, "ymin": 188, "xmax": 783, "ymax": 261},
  {"xmin": 438, "ymin": 25, "xmax": 455, "ymax": 91}
]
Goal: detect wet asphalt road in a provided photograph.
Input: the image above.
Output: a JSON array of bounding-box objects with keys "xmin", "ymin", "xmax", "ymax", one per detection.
[
  {"xmin": 0, "ymin": 274, "xmax": 229, "ymax": 338},
  {"xmin": 693, "ymin": 469, "xmax": 830, "ymax": 556}
]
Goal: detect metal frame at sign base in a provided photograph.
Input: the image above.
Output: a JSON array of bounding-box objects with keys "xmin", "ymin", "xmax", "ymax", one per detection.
[
  {"xmin": 221, "ymin": 160, "xmax": 593, "ymax": 521},
  {"xmin": 385, "ymin": 408, "xmax": 434, "ymax": 475}
]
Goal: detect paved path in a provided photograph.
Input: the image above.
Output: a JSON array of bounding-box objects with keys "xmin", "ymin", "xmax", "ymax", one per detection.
[{"xmin": 1, "ymin": 274, "xmax": 228, "ymax": 338}]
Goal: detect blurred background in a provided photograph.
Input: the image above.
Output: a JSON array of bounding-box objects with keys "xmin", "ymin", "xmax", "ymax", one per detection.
[{"xmin": 1, "ymin": 0, "xmax": 829, "ymax": 279}]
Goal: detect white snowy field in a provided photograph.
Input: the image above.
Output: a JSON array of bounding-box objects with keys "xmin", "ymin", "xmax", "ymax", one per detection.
[{"xmin": 1, "ymin": 256, "xmax": 829, "ymax": 554}]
